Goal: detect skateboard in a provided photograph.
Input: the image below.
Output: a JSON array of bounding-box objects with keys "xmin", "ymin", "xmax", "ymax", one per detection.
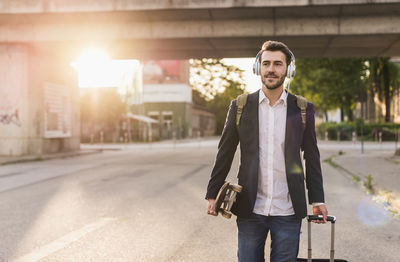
[{"xmin": 214, "ymin": 181, "xmax": 243, "ymax": 219}]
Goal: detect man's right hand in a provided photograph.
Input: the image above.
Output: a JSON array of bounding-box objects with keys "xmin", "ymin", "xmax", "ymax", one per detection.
[{"xmin": 207, "ymin": 199, "xmax": 218, "ymax": 216}]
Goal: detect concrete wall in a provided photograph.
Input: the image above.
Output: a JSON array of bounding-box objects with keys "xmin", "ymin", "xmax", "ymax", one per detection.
[
  {"xmin": 0, "ymin": 44, "xmax": 80, "ymax": 156},
  {"xmin": 0, "ymin": 44, "xmax": 30, "ymax": 156},
  {"xmin": 30, "ymin": 47, "xmax": 80, "ymax": 154},
  {"xmin": 1, "ymin": 0, "xmax": 400, "ymax": 13},
  {"xmin": 0, "ymin": 1, "xmax": 399, "ymax": 58}
]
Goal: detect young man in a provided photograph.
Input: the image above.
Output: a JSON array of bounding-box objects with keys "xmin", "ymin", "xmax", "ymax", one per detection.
[{"xmin": 205, "ymin": 40, "xmax": 328, "ymax": 262}]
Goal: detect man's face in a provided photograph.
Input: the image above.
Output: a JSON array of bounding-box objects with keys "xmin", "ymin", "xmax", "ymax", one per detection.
[{"xmin": 260, "ymin": 50, "xmax": 287, "ymax": 90}]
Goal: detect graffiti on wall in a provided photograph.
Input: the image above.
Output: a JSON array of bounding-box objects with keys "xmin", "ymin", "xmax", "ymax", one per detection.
[
  {"xmin": 0, "ymin": 108, "xmax": 21, "ymax": 126},
  {"xmin": 0, "ymin": 85, "xmax": 22, "ymax": 127},
  {"xmin": 0, "ymin": 77, "xmax": 23, "ymax": 127}
]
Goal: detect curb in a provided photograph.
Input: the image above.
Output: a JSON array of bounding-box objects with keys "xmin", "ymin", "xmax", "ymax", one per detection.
[{"xmin": 0, "ymin": 149, "xmax": 102, "ymax": 166}]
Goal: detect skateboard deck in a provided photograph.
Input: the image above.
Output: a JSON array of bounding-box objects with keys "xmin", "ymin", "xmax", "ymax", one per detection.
[{"xmin": 214, "ymin": 181, "xmax": 243, "ymax": 219}]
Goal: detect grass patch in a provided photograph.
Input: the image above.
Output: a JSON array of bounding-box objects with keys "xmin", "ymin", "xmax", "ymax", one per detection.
[
  {"xmin": 323, "ymin": 156, "xmax": 339, "ymax": 168},
  {"xmin": 364, "ymin": 174, "xmax": 374, "ymax": 194},
  {"xmin": 34, "ymin": 156, "xmax": 43, "ymax": 161}
]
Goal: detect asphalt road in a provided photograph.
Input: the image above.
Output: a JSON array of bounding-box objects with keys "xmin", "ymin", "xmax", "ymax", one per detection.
[{"xmin": 0, "ymin": 140, "xmax": 399, "ymax": 262}]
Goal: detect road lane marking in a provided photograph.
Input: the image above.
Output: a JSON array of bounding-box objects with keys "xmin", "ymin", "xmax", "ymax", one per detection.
[{"xmin": 14, "ymin": 217, "xmax": 116, "ymax": 262}]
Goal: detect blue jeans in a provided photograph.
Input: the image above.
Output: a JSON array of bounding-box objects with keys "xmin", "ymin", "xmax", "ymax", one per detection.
[{"xmin": 237, "ymin": 214, "xmax": 301, "ymax": 262}]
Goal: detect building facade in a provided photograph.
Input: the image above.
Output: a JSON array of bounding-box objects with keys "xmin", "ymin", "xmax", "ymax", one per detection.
[
  {"xmin": 355, "ymin": 87, "xmax": 400, "ymax": 123},
  {"xmin": 129, "ymin": 60, "xmax": 216, "ymax": 140},
  {"xmin": 135, "ymin": 60, "xmax": 191, "ymax": 140}
]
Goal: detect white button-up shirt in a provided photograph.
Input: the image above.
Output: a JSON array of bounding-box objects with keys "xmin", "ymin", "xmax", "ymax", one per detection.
[{"xmin": 253, "ymin": 89, "xmax": 295, "ymax": 216}]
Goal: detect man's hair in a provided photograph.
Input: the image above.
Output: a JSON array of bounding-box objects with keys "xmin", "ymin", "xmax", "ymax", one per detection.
[{"xmin": 260, "ymin": 40, "xmax": 292, "ymax": 66}]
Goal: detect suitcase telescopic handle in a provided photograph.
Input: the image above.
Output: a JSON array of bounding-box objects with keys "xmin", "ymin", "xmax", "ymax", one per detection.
[
  {"xmin": 306, "ymin": 215, "xmax": 336, "ymax": 262},
  {"xmin": 307, "ymin": 215, "xmax": 336, "ymax": 223}
]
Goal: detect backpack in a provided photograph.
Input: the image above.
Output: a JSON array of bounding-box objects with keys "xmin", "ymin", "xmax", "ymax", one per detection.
[{"xmin": 235, "ymin": 93, "xmax": 307, "ymax": 132}]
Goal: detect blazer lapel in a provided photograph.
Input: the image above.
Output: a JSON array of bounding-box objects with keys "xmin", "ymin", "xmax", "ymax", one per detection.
[
  {"xmin": 245, "ymin": 90, "xmax": 260, "ymax": 205},
  {"xmin": 285, "ymin": 93, "xmax": 297, "ymax": 150},
  {"xmin": 251, "ymin": 90, "xmax": 259, "ymax": 145},
  {"xmin": 285, "ymin": 93, "xmax": 303, "ymax": 174},
  {"xmin": 248, "ymin": 91, "xmax": 259, "ymax": 152},
  {"xmin": 285, "ymin": 93, "xmax": 297, "ymax": 174}
]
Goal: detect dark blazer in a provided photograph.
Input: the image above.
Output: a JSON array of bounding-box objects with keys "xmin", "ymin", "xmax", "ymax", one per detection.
[{"xmin": 205, "ymin": 90, "xmax": 325, "ymax": 219}]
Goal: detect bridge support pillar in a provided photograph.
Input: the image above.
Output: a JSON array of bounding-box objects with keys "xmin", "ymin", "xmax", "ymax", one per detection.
[{"xmin": 0, "ymin": 44, "xmax": 80, "ymax": 156}]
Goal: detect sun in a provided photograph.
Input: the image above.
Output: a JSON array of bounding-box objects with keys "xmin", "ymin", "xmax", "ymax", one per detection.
[
  {"xmin": 71, "ymin": 48, "xmax": 140, "ymax": 89},
  {"xmin": 71, "ymin": 48, "xmax": 111, "ymax": 88},
  {"xmin": 72, "ymin": 48, "xmax": 110, "ymax": 68}
]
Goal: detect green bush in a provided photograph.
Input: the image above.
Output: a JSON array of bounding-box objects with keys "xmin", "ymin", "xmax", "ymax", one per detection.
[
  {"xmin": 317, "ymin": 121, "xmax": 400, "ymax": 141},
  {"xmin": 336, "ymin": 122, "xmax": 356, "ymax": 140},
  {"xmin": 317, "ymin": 122, "xmax": 338, "ymax": 140},
  {"xmin": 371, "ymin": 127, "xmax": 396, "ymax": 141},
  {"xmin": 317, "ymin": 121, "xmax": 355, "ymax": 140}
]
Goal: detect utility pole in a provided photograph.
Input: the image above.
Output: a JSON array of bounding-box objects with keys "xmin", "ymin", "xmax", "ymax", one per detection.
[
  {"xmin": 360, "ymin": 91, "xmax": 366, "ymax": 154},
  {"xmin": 125, "ymin": 74, "xmax": 132, "ymax": 143}
]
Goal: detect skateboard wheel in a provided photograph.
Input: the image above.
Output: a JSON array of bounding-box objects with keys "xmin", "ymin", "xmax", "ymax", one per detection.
[
  {"xmin": 230, "ymin": 184, "xmax": 243, "ymax": 193},
  {"xmin": 220, "ymin": 209, "xmax": 232, "ymax": 219},
  {"xmin": 215, "ymin": 182, "xmax": 230, "ymax": 212}
]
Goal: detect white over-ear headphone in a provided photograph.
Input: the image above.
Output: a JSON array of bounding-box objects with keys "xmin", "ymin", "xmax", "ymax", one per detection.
[{"xmin": 252, "ymin": 49, "xmax": 296, "ymax": 79}]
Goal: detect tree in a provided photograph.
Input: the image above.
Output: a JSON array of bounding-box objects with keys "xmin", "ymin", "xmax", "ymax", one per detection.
[
  {"xmin": 190, "ymin": 58, "xmax": 245, "ymax": 100},
  {"xmin": 367, "ymin": 58, "xmax": 400, "ymax": 122},
  {"xmin": 192, "ymin": 89, "xmax": 207, "ymax": 107},
  {"xmin": 209, "ymin": 79, "xmax": 245, "ymax": 134},
  {"xmin": 190, "ymin": 59, "xmax": 246, "ymax": 133},
  {"xmin": 291, "ymin": 58, "xmax": 367, "ymax": 121}
]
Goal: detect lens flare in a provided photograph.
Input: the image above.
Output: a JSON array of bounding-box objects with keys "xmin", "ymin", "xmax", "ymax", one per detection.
[{"xmin": 357, "ymin": 197, "xmax": 390, "ymax": 226}]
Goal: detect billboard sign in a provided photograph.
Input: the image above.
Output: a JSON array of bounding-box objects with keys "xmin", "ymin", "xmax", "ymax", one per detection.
[
  {"xmin": 44, "ymin": 82, "xmax": 71, "ymax": 138},
  {"xmin": 142, "ymin": 60, "xmax": 187, "ymax": 84}
]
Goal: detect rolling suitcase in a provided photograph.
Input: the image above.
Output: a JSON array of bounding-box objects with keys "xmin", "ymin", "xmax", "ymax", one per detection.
[{"xmin": 297, "ymin": 215, "xmax": 348, "ymax": 262}]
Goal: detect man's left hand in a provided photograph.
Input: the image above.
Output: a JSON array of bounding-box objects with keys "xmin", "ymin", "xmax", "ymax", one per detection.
[{"xmin": 312, "ymin": 205, "xmax": 328, "ymax": 224}]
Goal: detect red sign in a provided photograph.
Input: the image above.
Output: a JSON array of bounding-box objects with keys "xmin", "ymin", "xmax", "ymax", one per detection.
[{"xmin": 143, "ymin": 60, "xmax": 185, "ymax": 84}]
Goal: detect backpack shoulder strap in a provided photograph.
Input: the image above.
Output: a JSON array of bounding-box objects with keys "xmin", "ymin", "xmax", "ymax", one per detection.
[
  {"xmin": 236, "ymin": 93, "xmax": 248, "ymax": 132},
  {"xmin": 295, "ymin": 95, "xmax": 307, "ymax": 131}
]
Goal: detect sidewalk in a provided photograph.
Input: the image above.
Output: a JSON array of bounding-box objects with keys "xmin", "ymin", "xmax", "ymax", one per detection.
[
  {"xmin": 318, "ymin": 141, "xmax": 400, "ymax": 193},
  {"xmin": 319, "ymin": 141, "xmax": 400, "ymax": 217},
  {"xmin": 81, "ymin": 137, "xmax": 219, "ymax": 150},
  {"xmin": 333, "ymin": 148, "xmax": 400, "ymax": 193}
]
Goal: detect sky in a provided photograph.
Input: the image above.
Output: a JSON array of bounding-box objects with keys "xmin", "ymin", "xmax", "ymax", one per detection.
[
  {"xmin": 222, "ymin": 58, "xmax": 261, "ymax": 93},
  {"xmin": 71, "ymin": 49, "xmax": 140, "ymax": 88}
]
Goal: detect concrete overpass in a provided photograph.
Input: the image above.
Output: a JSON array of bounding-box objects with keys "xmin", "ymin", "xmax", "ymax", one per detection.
[
  {"xmin": 1, "ymin": 0, "xmax": 400, "ymax": 156},
  {"xmin": 1, "ymin": 0, "xmax": 400, "ymax": 59}
]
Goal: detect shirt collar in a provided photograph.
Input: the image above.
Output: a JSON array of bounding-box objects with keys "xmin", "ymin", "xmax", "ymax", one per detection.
[{"xmin": 259, "ymin": 89, "xmax": 288, "ymax": 106}]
